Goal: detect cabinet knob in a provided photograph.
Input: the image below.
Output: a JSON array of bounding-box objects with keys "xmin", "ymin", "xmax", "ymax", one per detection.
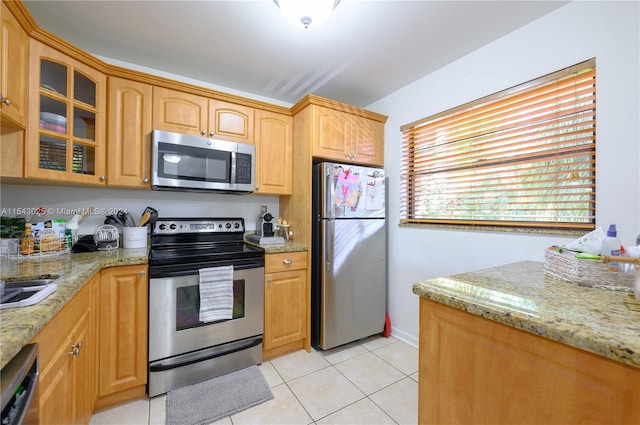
[
  {"xmin": 267, "ymin": 278, "xmax": 272, "ymax": 283},
  {"xmin": 99, "ymin": 175, "xmax": 107, "ymax": 182},
  {"xmin": 68, "ymin": 341, "xmax": 83, "ymax": 357},
  {"xmin": 283, "ymin": 259, "xmax": 292, "ymax": 265},
  {"xmin": 1, "ymin": 96, "xmax": 10, "ymax": 106},
  {"xmin": 201, "ymin": 129, "xmax": 206, "ymax": 135},
  {"xmin": 143, "ymin": 178, "xmax": 149, "ymax": 183},
  {"xmin": 209, "ymin": 131, "xmax": 214, "ymax": 137},
  {"xmin": 139, "ymin": 270, "xmax": 146, "ymax": 276}
]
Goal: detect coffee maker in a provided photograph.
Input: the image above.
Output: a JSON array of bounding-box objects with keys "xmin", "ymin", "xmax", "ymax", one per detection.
[{"xmin": 256, "ymin": 207, "xmax": 274, "ymax": 237}]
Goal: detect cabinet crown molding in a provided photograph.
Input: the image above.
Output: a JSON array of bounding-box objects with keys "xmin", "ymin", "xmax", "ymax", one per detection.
[
  {"xmin": 5, "ymin": 1, "xmax": 387, "ymax": 123},
  {"xmin": 291, "ymin": 94, "xmax": 388, "ymax": 123},
  {"xmin": 4, "ymin": 0, "xmax": 290, "ymax": 115}
]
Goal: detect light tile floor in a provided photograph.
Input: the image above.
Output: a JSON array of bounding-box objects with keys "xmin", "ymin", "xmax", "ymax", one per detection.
[{"xmin": 89, "ymin": 336, "xmax": 418, "ymax": 425}]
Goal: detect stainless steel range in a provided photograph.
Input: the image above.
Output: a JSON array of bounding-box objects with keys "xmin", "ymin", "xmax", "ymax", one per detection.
[{"xmin": 147, "ymin": 217, "xmax": 265, "ymax": 397}]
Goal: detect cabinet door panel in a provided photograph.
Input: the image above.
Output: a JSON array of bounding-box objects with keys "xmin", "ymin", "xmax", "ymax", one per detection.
[
  {"xmin": 209, "ymin": 100, "xmax": 254, "ymax": 143},
  {"xmin": 313, "ymin": 106, "xmax": 351, "ymax": 161},
  {"xmin": 69, "ymin": 310, "xmax": 92, "ymax": 425},
  {"xmin": 38, "ymin": 339, "xmax": 72, "ymax": 425},
  {"xmin": 254, "ymin": 110, "xmax": 292, "ymax": 194},
  {"xmin": 419, "ymin": 299, "xmax": 640, "ymax": 425},
  {"xmin": 27, "ymin": 40, "xmax": 106, "ymax": 184},
  {"xmin": 351, "ymin": 115, "xmax": 383, "ymax": 166},
  {"xmin": 1, "ymin": 2, "xmax": 29, "ymax": 127},
  {"xmin": 264, "ymin": 269, "xmax": 306, "ymax": 350},
  {"xmin": 107, "ymin": 77, "xmax": 152, "ymax": 187},
  {"xmin": 30, "ymin": 281, "xmax": 93, "ymax": 425},
  {"xmin": 99, "ymin": 265, "xmax": 148, "ymax": 396},
  {"xmin": 152, "ymin": 87, "xmax": 207, "ymax": 136}
]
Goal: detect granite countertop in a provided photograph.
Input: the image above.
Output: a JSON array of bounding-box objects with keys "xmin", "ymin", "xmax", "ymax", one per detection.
[
  {"xmin": 245, "ymin": 239, "xmax": 308, "ymax": 254},
  {"xmin": 412, "ymin": 261, "xmax": 640, "ymax": 369},
  {"xmin": 0, "ymin": 248, "xmax": 148, "ymax": 369}
]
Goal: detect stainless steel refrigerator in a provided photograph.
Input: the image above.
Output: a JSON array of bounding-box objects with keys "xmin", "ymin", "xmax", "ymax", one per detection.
[{"xmin": 312, "ymin": 161, "xmax": 386, "ymax": 350}]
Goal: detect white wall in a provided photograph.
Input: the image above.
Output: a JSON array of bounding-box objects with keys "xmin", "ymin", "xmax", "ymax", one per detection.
[
  {"xmin": 0, "ymin": 185, "xmax": 280, "ymax": 236},
  {"xmin": 368, "ymin": 0, "xmax": 640, "ymax": 347}
]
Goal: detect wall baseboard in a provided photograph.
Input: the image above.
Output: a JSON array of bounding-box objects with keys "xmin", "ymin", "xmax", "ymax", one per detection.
[{"xmin": 389, "ymin": 327, "xmax": 418, "ymax": 348}]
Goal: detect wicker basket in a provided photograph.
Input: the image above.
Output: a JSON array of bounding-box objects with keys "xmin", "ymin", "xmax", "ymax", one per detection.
[{"xmin": 544, "ymin": 247, "xmax": 635, "ymax": 291}]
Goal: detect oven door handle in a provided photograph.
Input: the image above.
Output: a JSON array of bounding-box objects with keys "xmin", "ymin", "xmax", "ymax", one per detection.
[{"xmin": 149, "ymin": 336, "xmax": 262, "ymax": 372}]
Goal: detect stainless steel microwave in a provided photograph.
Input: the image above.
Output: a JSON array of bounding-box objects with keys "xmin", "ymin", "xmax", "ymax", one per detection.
[{"xmin": 151, "ymin": 130, "xmax": 255, "ymax": 194}]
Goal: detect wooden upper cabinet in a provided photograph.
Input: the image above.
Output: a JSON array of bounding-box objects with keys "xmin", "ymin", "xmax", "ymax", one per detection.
[
  {"xmin": 312, "ymin": 105, "xmax": 384, "ymax": 166},
  {"xmin": 254, "ymin": 109, "xmax": 292, "ymax": 195},
  {"xmin": 1, "ymin": 1, "xmax": 29, "ymax": 128},
  {"xmin": 107, "ymin": 77, "xmax": 152, "ymax": 188},
  {"xmin": 152, "ymin": 87, "xmax": 254, "ymax": 143},
  {"xmin": 209, "ymin": 99, "xmax": 254, "ymax": 144},
  {"xmin": 26, "ymin": 39, "xmax": 106, "ymax": 185},
  {"xmin": 152, "ymin": 86, "xmax": 207, "ymax": 137},
  {"xmin": 312, "ymin": 106, "xmax": 351, "ymax": 161},
  {"xmin": 351, "ymin": 114, "xmax": 384, "ymax": 165}
]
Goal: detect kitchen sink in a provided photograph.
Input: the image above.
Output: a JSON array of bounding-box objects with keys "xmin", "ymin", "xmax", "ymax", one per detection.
[{"xmin": 0, "ymin": 278, "xmax": 58, "ymax": 309}]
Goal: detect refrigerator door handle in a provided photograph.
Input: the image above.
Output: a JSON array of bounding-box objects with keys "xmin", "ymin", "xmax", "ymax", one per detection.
[
  {"xmin": 325, "ymin": 167, "xmax": 334, "ymax": 219},
  {"xmin": 325, "ymin": 219, "xmax": 334, "ymax": 272}
]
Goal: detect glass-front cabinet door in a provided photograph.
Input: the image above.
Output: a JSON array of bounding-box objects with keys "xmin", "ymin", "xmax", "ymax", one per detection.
[{"xmin": 27, "ymin": 40, "xmax": 106, "ymax": 184}]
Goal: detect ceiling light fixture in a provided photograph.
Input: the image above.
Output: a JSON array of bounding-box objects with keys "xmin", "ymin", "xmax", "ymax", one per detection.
[{"xmin": 274, "ymin": 0, "xmax": 341, "ymax": 29}]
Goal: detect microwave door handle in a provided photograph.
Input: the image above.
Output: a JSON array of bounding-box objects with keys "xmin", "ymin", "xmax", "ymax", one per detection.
[{"xmin": 230, "ymin": 152, "xmax": 236, "ymax": 184}]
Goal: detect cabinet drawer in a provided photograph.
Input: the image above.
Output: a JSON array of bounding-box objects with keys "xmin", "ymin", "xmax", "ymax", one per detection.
[{"xmin": 265, "ymin": 251, "xmax": 307, "ymax": 273}]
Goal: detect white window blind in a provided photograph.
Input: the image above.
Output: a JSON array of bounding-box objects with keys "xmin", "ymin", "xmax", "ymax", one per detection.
[{"xmin": 400, "ymin": 59, "xmax": 596, "ymax": 230}]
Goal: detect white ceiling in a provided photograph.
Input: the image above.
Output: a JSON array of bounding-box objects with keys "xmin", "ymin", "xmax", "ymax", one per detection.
[{"xmin": 23, "ymin": 0, "xmax": 570, "ymax": 108}]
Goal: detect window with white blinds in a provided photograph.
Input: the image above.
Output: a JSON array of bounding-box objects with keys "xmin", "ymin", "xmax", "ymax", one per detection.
[{"xmin": 400, "ymin": 59, "xmax": 596, "ymax": 231}]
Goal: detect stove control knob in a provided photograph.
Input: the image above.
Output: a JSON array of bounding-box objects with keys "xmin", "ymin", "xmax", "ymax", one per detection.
[
  {"xmin": 169, "ymin": 223, "xmax": 177, "ymax": 230},
  {"xmin": 218, "ymin": 224, "xmax": 223, "ymax": 229},
  {"xmin": 159, "ymin": 223, "xmax": 167, "ymax": 230},
  {"xmin": 234, "ymin": 222, "xmax": 240, "ymax": 229},
  {"xmin": 225, "ymin": 222, "xmax": 232, "ymax": 229}
]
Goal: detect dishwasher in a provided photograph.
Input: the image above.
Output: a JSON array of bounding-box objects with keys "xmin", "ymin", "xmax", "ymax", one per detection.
[{"xmin": 1, "ymin": 343, "xmax": 39, "ymax": 425}]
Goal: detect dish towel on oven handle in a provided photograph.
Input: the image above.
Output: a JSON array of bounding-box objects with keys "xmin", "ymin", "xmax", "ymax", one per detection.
[{"xmin": 198, "ymin": 265, "xmax": 234, "ymax": 323}]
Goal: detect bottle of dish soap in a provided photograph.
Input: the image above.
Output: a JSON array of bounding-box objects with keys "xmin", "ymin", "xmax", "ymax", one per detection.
[
  {"xmin": 20, "ymin": 223, "xmax": 35, "ymax": 256},
  {"xmin": 601, "ymin": 224, "xmax": 621, "ymax": 271}
]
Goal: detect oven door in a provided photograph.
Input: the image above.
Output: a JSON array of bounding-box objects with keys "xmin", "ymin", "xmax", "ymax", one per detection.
[{"xmin": 148, "ymin": 266, "xmax": 264, "ymax": 362}]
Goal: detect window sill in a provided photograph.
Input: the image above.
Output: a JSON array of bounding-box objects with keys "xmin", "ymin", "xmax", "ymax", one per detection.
[{"xmin": 398, "ymin": 222, "xmax": 586, "ymax": 237}]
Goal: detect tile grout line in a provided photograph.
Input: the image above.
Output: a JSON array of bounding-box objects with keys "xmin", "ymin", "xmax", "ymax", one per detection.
[
  {"xmin": 308, "ymin": 338, "xmax": 409, "ymax": 424},
  {"xmin": 327, "ymin": 354, "xmax": 403, "ymax": 425},
  {"xmin": 148, "ymin": 336, "xmax": 410, "ymax": 425}
]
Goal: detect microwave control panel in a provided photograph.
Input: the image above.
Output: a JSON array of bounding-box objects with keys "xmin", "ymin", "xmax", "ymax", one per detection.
[{"xmin": 235, "ymin": 153, "xmax": 252, "ymax": 184}]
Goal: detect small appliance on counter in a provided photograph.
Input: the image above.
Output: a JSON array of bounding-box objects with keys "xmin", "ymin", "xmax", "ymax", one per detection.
[{"xmin": 247, "ymin": 206, "xmax": 285, "ymax": 245}]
